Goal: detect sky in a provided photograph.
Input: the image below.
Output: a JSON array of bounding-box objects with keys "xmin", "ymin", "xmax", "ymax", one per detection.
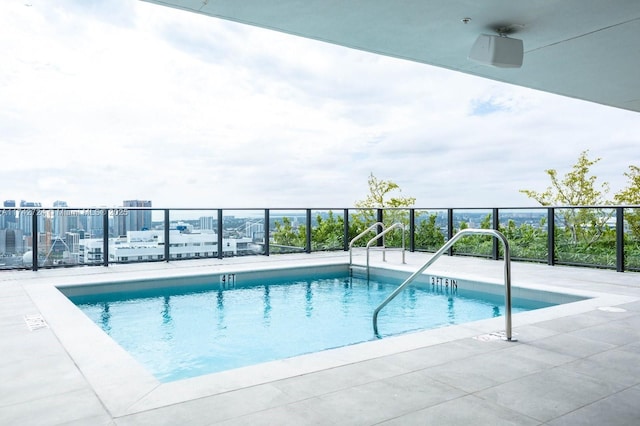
[{"xmin": 1, "ymin": 0, "xmax": 639, "ymax": 209}]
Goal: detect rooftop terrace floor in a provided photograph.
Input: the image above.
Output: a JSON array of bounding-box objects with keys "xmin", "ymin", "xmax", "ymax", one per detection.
[{"xmin": 2, "ymin": 251, "xmax": 640, "ymax": 425}]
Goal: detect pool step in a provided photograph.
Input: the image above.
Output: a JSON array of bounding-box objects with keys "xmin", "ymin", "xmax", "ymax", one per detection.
[{"xmin": 349, "ymin": 265, "xmax": 368, "ymax": 279}]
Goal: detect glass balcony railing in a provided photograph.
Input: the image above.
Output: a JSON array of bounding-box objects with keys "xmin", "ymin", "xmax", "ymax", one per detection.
[{"xmin": 0, "ymin": 206, "xmax": 638, "ymax": 273}]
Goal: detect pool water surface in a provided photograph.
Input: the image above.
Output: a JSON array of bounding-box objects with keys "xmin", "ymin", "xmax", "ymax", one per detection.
[{"xmin": 70, "ymin": 274, "xmax": 554, "ymax": 382}]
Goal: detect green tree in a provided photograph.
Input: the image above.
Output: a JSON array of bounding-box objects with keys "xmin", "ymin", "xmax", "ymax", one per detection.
[
  {"xmin": 271, "ymin": 174, "xmax": 416, "ymax": 251},
  {"xmin": 520, "ymin": 150, "xmax": 612, "ymax": 245},
  {"xmin": 355, "ymin": 173, "xmax": 416, "ymax": 210},
  {"xmin": 311, "ymin": 211, "xmax": 344, "ymax": 250},
  {"xmin": 614, "ymin": 165, "xmax": 640, "ymax": 237},
  {"xmin": 353, "ymin": 173, "xmax": 416, "ymax": 247},
  {"xmin": 414, "ymin": 213, "xmax": 445, "ymax": 250},
  {"xmin": 272, "ymin": 217, "xmax": 304, "ymax": 251},
  {"xmin": 500, "ymin": 218, "xmax": 548, "ymax": 260},
  {"xmin": 452, "ymin": 214, "xmax": 493, "ymax": 255}
]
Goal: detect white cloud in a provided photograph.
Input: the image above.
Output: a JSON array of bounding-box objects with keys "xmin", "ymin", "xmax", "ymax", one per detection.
[{"xmin": 1, "ymin": 0, "xmax": 638, "ymax": 210}]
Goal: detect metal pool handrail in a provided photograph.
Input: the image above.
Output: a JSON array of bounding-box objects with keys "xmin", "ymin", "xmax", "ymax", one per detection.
[
  {"xmin": 372, "ymin": 228, "xmax": 515, "ymax": 341},
  {"xmin": 365, "ymin": 222, "xmax": 405, "ymax": 279},
  {"xmin": 349, "ymin": 222, "xmax": 385, "ymax": 264}
]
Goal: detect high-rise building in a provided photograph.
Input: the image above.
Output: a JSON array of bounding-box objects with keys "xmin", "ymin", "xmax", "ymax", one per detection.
[
  {"xmin": 53, "ymin": 200, "xmax": 69, "ymax": 237},
  {"xmin": 64, "ymin": 232, "xmax": 80, "ymax": 254},
  {"xmin": 1, "ymin": 200, "xmax": 17, "ymax": 230},
  {"xmin": 18, "ymin": 200, "xmax": 43, "ymax": 236},
  {"xmin": 123, "ymin": 200, "xmax": 152, "ymax": 232},
  {"xmin": 200, "ymin": 216, "xmax": 215, "ymax": 231},
  {"xmin": 245, "ymin": 221, "xmax": 264, "ymax": 240},
  {"xmin": 84, "ymin": 213, "xmax": 102, "ymax": 238},
  {"xmin": 0, "ymin": 229, "xmax": 24, "ymax": 254}
]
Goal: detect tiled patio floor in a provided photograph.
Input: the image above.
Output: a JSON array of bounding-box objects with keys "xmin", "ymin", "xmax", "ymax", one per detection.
[{"xmin": 1, "ymin": 252, "xmax": 639, "ymax": 425}]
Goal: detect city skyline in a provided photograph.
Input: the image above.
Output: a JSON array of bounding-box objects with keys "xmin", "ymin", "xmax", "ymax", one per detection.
[{"xmin": 1, "ymin": 1, "xmax": 639, "ymax": 209}]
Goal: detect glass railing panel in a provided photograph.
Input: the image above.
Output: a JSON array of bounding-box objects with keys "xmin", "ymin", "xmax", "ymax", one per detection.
[
  {"xmin": 346, "ymin": 208, "xmax": 378, "ymax": 247},
  {"xmin": 0, "ymin": 205, "xmax": 633, "ymax": 273},
  {"xmin": 414, "ymin": 209, "xmax": 447, "ymax": 252},
  {"xmin": 109, "ymin": 208, "xmax": 162, "ymax": 264},
  {"xmin": 222, "ymin": 209, "xmax": 265, "ymax": 257},
  {"xmin": 269, "ymin": 209, "xmax": 306, "ymax": 254},
  {"xmin": 451, "ymin": 209, "xmax": 493, "ymax": 257},
  {"xmin": 624, "ymin": 207, "xmax": 640, "ymax": 271},
  {"xmin": 1, "ymin": 207, "xmax": 38, "ymax": 270},
  {"xmin": 0, "ymin": 207, "xmax": 106, "ymax": 269},
  {"xmin": 554, "ymin": 207, "xmax": 616, "ymax": 268},
  {"xmin": 32, "ymin": 208, "xmax": 50, "ymax": 269},
  {"xmin": 310, "ymin": 209, "xmax": 344, "ymax": 251},
  {"xmin": 72, "ymin": 208, "xmax": 110, "ymax": 266},
  {"xmin": 381, "ymin": 208, "xmax": 410, "ymax": 249},
  {"xmin": 161, "ymin": 209, "xmax": 216, "ymax": 261},
  {"xmin": 38, "ymin": 208, "xmax": 87, "ymax": 268},
  {"xmin": 498, "ymin": 208, "xmax": 548, "ymax": 262}
]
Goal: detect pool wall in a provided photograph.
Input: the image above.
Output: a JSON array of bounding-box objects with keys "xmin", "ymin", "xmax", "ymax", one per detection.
[
  {"xmin": 58, "ymin": 263, "xmax": 349, "ymax": 297},
  {"xmin": 57, "ymin": 262, "xmax": 586, "ymax": 309},
  {"xmin": 360, "ymin": 266, "xmax": 587, "ymax": 306}
]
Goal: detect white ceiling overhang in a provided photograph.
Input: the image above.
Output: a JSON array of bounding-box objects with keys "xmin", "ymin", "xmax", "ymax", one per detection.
[{"xmin": 143, "ymin": 0, "xmax": 640, "ymax": 113}]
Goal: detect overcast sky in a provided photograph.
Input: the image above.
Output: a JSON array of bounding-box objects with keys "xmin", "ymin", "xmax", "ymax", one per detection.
[{"xmin": 2, "ymin": 0, "xmax": 638, "ymax": 209}]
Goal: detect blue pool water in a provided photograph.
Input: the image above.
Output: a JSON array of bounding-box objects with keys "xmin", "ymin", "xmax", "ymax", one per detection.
[{"xmin": 70, "ymin": 274, "xmax": 554, "ymax": 382}]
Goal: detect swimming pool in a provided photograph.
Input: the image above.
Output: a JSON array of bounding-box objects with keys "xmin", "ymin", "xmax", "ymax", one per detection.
[{"xmin": 65, "ymin": 267, "xmax": 570, "ymax": 382}]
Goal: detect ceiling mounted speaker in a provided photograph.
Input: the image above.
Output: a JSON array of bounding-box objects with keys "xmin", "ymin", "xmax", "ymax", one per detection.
[{"xmin": 468, "ymin": 34, "xmax": 523, "ymax": 68}]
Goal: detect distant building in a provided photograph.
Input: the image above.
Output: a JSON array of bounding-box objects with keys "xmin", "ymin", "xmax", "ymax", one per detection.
[
  {"xmin": 79, "ymin": 228, "xmax": 255, "ymax": 264},
  {"xmin": 52, "ymin": 200, "xmax": 69, "ymax": 237},
  {"xmin": 200, "ymin": 216, "xmax": 215, "ymax": 231},
  {"xmin": 1, "ymin": 200, "xmax": 17, "ymax": 230},
  {"xmin": 0, "ymin": 229, "xmax": 24, "ymax": 255},
  {"xmin": 123, "ymin": 200, "xmax": 152, "ymax": 232},
  {"xmin": 64, "ymin": 232, "xmax": 80, "ymax": 254},
  {"xmin": 84, "ymin": 213, "xmax": 103, "ymax": 238},
  {"xmin": 245, "ymin": 221, "xmax": 264, "ymax": 240},
  {"xmin": 18, "ymin": 200, "xmax": 43, "ymax": 236}
]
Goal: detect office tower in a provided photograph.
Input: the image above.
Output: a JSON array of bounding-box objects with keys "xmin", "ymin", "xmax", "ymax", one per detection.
[
  {"xmin": 18, "ymin": 200, "xmax": 43, "ymax": 236},
  {"xmin": 1, "ymin": 200, "xmax": 16, "ymax": 230},
  {"xmin": 200, "ymin": 216, "xmax": 215, "ymax": 231},
  {"xmin": 0, "ymin": 229, "xmax": 24, "ymax": 254},
  {"xmin": 53, "ymin": 200, "xmax": 69, "ymax": 237},
  {"xmin": 123, "ymin": 200, "xmax": 152, "ymax": 232}
]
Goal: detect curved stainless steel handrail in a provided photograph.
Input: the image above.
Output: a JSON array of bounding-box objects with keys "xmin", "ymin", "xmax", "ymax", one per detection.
[
  {"xmin": 372, "ymin": 228, "xmax": 515, "ymax": 341},
  {"xmin": 365, "ymin": 223, "xmax": 405, "ymax": 279},
  {"xmin": 349, "ymin": 222, "xmax": 385, "ymax": 264}
]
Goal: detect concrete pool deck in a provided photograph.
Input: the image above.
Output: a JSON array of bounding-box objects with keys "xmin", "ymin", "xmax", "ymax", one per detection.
[{"xmin": 1, "ymin": 251, "xmax": 640, "ymax": 425}]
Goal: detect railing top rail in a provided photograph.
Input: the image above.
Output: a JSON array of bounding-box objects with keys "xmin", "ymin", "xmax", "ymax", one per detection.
[{"xmin": 2, "ymin": 205, "xmax": 639, "ymax": 212}]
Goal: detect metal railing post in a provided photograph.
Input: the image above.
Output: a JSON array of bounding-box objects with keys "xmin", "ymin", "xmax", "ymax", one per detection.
[
  {"xmin": 102, "ymin": 210, "xmax": 109, "ymax": 267},
  {"xmin": 447, "ymin": 208, "xmax": 454, "ymax": 256},
  {"xmin": 305, "ymin": 209, "xmax": 312, "ymax": 253},
  {"xmin": 164, "ymin": 209, "xmax": 170, "ymax": 262},
  {"xmin": 343, "ymin": 209, "xmax": 349, "ymax": 251},
  {"xmin": 547, "ymin": 208, "xmax": 555, "ymax": 266},
  {"xmin": 376, "ymin": 209, "xmax": 384, "ymax": 247},
  {"xmin": 616, "ymin": 207, "xmax": 625, "ymax": 272},
  {"xmin": 217, "ymin": 209, "xmax": 223, "ymax": 259},
  {"xmin": 492, "ymin": 208, "xmax": 500, "ymax": 260},
  {"xmin": 31, "ymin": 210, "xmax": 38, "ymax": 271},
  {"xmin": 264, "ymin": 209, "xmax": 270, "ymax": 256},
  {"xmin": 409, "ymin": 209, "xmax": 415, "ymax": 252}
]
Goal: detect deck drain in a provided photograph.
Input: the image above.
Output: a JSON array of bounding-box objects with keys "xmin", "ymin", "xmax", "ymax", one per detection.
[
  {"xmin": 598, "ymin": 306, "xmax": 627, "ymax": 313},
  {"xmin": 473, "ymin": 331, "xmax": 517, "ymax": 342},
  {"xmin": 24, "ymin": 314, "xmax": 49, "ymax": 331}
]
